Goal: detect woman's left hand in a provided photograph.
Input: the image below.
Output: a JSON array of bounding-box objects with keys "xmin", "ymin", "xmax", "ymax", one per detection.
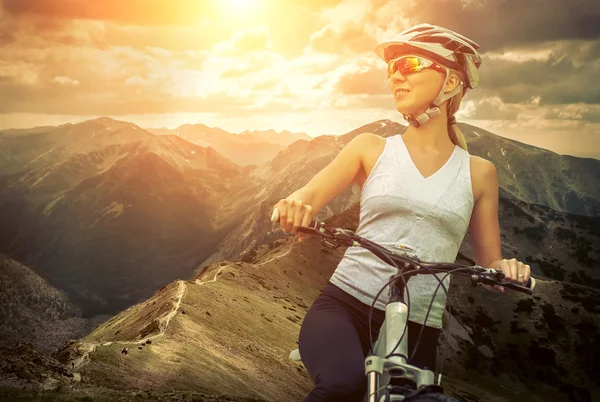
[{"xmin": 481, "ymin": 258, "xmax": 531, "ymax": 293}]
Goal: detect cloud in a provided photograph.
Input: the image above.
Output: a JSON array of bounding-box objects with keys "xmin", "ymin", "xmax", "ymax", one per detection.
[
  {"xmin": 458, "ymin": 95, "xmax": 600, "ymax": 138},
  {"xmin": 305, "ymin": 0, "xmax": 387, "ymax": 55},
  {"xmin": 0, "ymin": 70, "xmax": 258, "ymax": 116},
  {"xmin": 0, "ymin": 0, "xmax": 332, "ymax": 59},
  {"xmin": 52, "ymin": 76, "xmax": 80, "ymax": 85},
  {"xmin": 0, "ymin": 15, "xmax": 318, "ymax": 117},
  {"xmin": 0, "ymin": 28, "xmax": 213, "ymax": 115},
  {"xmin": 544, "ymin": 104, "xmax": 600, "ymax": 123},
  {"xmin": 303, "ymin": 0, "xmax": 600, "ymax": 60},
  {"xmin": 214, "ymin": 26, "xmax": 273, "ymax": 55},
  {"xmin": 2, "ymin": 0, "xmax": 220, "ymax": 26},
  {"xmin": 1, "ymin": 0, "xmax": 345, "ymax": 27},
  {"xmin": 461, "ymin": 96, "xmax": 521, "ymax": 120},
  {"xmin": 206, "ymin": 51, "xmax": 286, "ymax": 87},
  {"xmin": 332, "ymin": 57, "xmax": 388, "ymax": 95},
  {"xmin": 388, "ymin": 0, "xmax": 600, "ymax": 51},
  {"xmin": 308, "ymin": 21, "xmax": 378, "ymax": 54},
  {"xmin": 480, "ymin": 41, "xmax": 600, "ymax": 105},
  {"xmin": 0, "ymin": 9, "xmax": 109, "ymax": 49},
  {"xmin": 1, "ymin": 0, "xmax": 600, "ymax": 152}
]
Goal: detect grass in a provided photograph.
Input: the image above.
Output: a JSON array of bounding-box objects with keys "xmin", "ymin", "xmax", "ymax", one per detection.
[
  {"xmin": 0, "ymin": 386, "xmax": 116, "ymax": 401},
  {"xmin": 0, "ymin": 386, "xmax": 268, "ymax": 401}
]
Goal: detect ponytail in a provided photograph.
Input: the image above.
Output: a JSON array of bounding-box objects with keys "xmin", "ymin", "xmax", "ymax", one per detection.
[{"xmin": 446, "ymin": 86, "xmax": 468, "ymax": 151}]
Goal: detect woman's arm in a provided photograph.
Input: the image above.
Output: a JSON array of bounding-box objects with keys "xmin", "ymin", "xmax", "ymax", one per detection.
[
  {"xmin": 468, "ymin": 158, "xmax": 530, "ymax": 290},
  {"xmin": 274, "ymin": 132, "xmax": 378, "ymax": 235},
  {"xmin": 289, "ymin": 132, "xmax": 378, "ymax": 214},
  {"xmin": 468, "ymin": 158, "xmax": 502, "ymax": 268}
]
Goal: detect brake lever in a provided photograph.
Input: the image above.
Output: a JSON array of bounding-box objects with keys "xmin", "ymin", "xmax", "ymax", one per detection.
[
  {"xmin": 471, "ymin": 273, "xmax": 502, "ymax": 287},
  {"xmin": 296, "ymin": 225, "xmax": 356, "ymax": 249},
  {"xmin": 321, "ymin": 238, "xmax": 342, "ymax": 250}
]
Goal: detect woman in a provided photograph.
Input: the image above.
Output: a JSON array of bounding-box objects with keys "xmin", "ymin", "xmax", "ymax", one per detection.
[{"xmin": 272, "ymin": 23, "xmax": 531, "ymax": 401}]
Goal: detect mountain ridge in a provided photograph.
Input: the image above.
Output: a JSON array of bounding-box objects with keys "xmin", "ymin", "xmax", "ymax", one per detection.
[
  {"xmin": 42, "ymin": 204, "xmax": 600, "ymax": 401},
  {"xmin": 0, "ymin": 116, "xmax": 598, "ymax": 401}
]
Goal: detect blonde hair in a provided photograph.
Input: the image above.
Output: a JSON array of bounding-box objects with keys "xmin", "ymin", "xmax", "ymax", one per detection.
[{"xmin": 446, "ymin": 78, "xmax": 468, "ymax": 151}]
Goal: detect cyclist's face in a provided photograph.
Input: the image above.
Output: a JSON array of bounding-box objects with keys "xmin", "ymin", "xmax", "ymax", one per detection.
[{"xmin": 388, "ymin": 53, "xmax": 447, "ymax": 117}]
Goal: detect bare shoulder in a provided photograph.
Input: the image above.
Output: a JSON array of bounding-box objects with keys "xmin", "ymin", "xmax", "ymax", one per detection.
[
  {"xmin": 470, "ymin": 155, "xmax": 497, "ymax": 174},
  {"xmin": 351, "ymin": 132, "xmax": 384, "ymax": 147},
  {"xmin": 469, "ymin": 155, "xmax": 498, "ymax": 202},
  {"xmin": 350, "ymin": 133, "xmax": 386, "ymax": 188},
  {"xmin": 346, "ymin": 132, "xmax": 384, "ymax": 159}
]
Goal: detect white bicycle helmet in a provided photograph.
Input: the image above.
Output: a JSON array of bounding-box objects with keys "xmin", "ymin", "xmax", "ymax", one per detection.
[{"xmin": 374, "ymin": 23, "xmax": 482, "ymax": 127}]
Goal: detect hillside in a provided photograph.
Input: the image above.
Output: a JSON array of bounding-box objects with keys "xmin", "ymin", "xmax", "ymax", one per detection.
[
  {"xmin": 0, "ymin": 118, "xmax": 247, "ymax": 317},
  {"xmin": 0, "ymin": 255, "xmax": 93, "ymax": 354},
  {"xmin": 146, "ymin": 124, "xmax": 311, "ymax": 167},
  {"xmin": 7, "ymin": 204, "xmax": 592, "ymax": 402},
  {"xmin": 201, "ymin": 119, "xmax": 600, "ymax": 275},
  {"xmin": 0, "ymin": 117, "xmax": 598, "ymax": 401}
]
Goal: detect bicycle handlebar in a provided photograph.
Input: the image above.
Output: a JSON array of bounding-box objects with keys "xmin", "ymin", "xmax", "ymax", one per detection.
[{"xmin": 270, "ymin": 208, "xmax": 535, "ymax": 294}]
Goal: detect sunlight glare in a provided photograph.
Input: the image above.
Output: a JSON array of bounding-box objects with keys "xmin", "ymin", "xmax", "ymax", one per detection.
[
  {"xmin": 226, "ymin": 0, "xmax": 257, "ymax": 9},
  {"xmin": 212, "ymin": 0, "xmax": 266, "ymax": 26}
]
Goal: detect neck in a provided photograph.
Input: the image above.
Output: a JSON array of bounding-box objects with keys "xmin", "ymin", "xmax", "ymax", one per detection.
[{"xmin": 403, "ymin": 110, "xmax": 454, "ymax": 151}]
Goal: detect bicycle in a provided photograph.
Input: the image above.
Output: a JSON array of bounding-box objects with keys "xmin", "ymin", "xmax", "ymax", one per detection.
[{"xmin": 270, "ymin": 208, "xmax": 536, "ymax": 402}]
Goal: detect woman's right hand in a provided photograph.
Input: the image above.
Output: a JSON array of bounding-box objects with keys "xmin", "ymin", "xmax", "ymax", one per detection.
[{"xmin": 271, "ymin": 199, "xmax": 313, "ymax": 242}]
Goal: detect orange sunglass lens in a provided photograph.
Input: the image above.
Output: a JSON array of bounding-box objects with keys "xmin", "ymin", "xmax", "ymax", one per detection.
[{"xmin": 388, "ymin": 57, "xmax": 423, "ymax": 76}]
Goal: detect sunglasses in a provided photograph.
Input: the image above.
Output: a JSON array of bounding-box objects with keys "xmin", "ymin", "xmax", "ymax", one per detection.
[{"xmin": 387, "ymin": 55, "xmax": 445, "ymax": 78}]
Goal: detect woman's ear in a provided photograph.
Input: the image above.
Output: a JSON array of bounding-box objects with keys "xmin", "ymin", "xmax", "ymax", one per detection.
[{"xmin": 445, "ymin": 74, "xmax": 462, "ymax": 93}]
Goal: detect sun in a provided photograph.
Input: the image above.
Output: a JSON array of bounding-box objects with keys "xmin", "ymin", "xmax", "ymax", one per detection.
[
  {"xmin": 212, "ymin": 0, "xmax": 265, "ymax": 25},
  {"xmin": 227, "ymin": 0, "xmax": 257, "ymax": 8}
]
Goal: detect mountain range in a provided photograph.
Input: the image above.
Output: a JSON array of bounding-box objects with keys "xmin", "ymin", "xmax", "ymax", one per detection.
[
  {"xmin": 0, "ymin": 117, "xmax": 599, "ymax": 401},
  {"xmin": 3, "ymin": 203, "xmax": 596, "ymax": 401},
  {"xmin": 146, "ymin": 124, "xmax": 311, "ymax": 167}
]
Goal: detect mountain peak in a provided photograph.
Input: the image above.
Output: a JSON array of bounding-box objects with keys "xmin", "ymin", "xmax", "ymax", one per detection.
[
  {"xmin": 88, "ymin": 116, "xmax": 120, "ymax": 125},
  {"xmin": 178, "ymin": 123, "xmax": 211, "ymax": 130},
  {"xmin": 82, "ymin": 117, "xmax": 138, "ymax": 131},
  {"xmin": 236, "ymin": 129, "xmax": 312, "ymax": 146},
  {"xmin": 238, "ymin": 128, "xmax": 297, "ymax": 136}
]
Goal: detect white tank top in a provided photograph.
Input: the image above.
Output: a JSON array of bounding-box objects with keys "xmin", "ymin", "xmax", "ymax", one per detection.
[{"xmin": 329, "ymin": 133, "xmax": 474, "ymax": 329}]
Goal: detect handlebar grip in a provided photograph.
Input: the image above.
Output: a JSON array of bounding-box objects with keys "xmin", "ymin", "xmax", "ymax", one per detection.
[{"xmin": 501, "ymin": 276, "xmax": 536, "ymax": 295}]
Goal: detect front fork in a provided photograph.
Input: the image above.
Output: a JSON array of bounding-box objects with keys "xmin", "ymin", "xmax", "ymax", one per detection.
[
  {"xmin": 366, "ymin": 355, "xmax": 384, "ymax": 402},
  {"xmin": 366, "ymin": 300, "xmax": 410, "ymax": 402},
  {"xmin": 365, "ymin": 301, "xmax": 436, "ymax": 401}
]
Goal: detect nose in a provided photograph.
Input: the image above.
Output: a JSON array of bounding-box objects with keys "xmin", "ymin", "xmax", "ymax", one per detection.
[
  {"xmin": 389, "ymin": 70, "xmax": 406, "ymax": 84},
  {"xmin": 389, "ymin": 72, "xmax": 406, "ymax": 88}
]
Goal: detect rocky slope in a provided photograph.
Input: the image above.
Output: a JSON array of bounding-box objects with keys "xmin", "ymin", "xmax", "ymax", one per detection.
[
  {"xmin": 460, "ymin": 123, "xmax": 600, "ymax": 216},
  {"xmin": 202, "ymin": 119, "xmax": 600, "ymax": 271},
  {"xmin": 2, "ymin": 204, "xmax": 595, "ymax": 401},
  {"xmin": 2, "ymin": 117, "xmax": 598, "ymax": 318},
  {"xmin": 0, "ymin": 118, "xmax": 246, "ymax": 317},
  {"xmin": 1, "ymin": 117, "xmax": 598, "ymax": 401},
  {"xmin": 146, "ymin": 125, "xmax": 311, "ymax": 167},
  {"xmin": 0, "ymin": 254, "xmax": 94, "ymax": 354}
]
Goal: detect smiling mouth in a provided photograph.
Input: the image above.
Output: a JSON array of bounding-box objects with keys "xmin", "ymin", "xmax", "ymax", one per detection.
[{"xmin": 394, "ymin": 89, "xmax": 410, "ymax": 96}]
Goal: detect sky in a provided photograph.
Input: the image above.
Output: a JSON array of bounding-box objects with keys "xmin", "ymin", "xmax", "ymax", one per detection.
[{"xmin": 1, "ymin": 0, "xmax": 599, "ymax": 158}]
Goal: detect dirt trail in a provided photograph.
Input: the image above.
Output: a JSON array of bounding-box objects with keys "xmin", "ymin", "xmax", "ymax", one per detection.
[
  {"xmin": 70, "ymin": 280, "xmax": 187, "ymax": 370},
  {"xmin": 195, "ymin": 266, "xmax": 228, "ymax": 285},
  {"xmin": 194, "ymin": 239, "xmax": 297, "ymax": 287},
  {"xmin": 255, "ymin": 239, "xmax": 297, "ymax": 267}
]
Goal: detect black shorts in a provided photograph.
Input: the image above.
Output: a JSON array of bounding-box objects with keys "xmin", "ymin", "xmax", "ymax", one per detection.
[{"xmin": 298, "ymin": 281, "xmax": 441, "ymax": 402}]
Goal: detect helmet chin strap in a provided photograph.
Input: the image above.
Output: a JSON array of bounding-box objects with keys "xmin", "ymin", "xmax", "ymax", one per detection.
[{"xmin": 402, "ymin": 68, "xmax": 463, "ymax": 128}]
